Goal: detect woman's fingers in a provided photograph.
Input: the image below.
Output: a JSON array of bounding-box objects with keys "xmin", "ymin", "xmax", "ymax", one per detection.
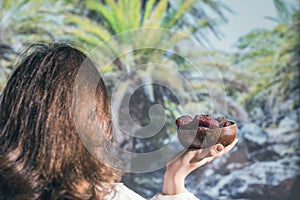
[
  {"xmin": 192, "ymin": 156, "xmax": 214, "ymax": 167},
  {"xmin": 186, "ymin": 147, "xmax": 210, "ymax": 163},
  {"xmin": 189, "ymin": 144, "xmax": 223, "ymax": 163},
  {"xmin": 209, "ymin": 144, "xmax": 225, "ymax": 157},
  {"xmin": 167, "ymin": 139, "xmax": 239, "ymax": 167},
  {"xmin": 190, "ymin": 138, "xmax": 238, "ymax": 163},
  {"xmin": 212, "ymin": 138, "xmax": 238, "ymax": 157},
  {"xmin": 223, "ymin": 138, "xmax": 238, "ymax": 154},
  {"xmin": 189, "ymin": 144, "xmax": 224, "ymax": 163}
]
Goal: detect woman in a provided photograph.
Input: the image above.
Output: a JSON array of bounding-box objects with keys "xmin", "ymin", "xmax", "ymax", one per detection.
[{"xmin": 0, "ymin": 43, "xmax": 237, "ymax": 200}]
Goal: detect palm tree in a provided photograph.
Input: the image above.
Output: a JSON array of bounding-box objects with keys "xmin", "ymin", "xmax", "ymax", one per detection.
[
  {"xmin": 0, "ymin": 0, "xmax": 235, "ymax": 149},
  {"xmin": 0, "ymin": 0, "xmax": 80, "ymax": 90},
  {"xmin": 65, "ymin": 0, "xmax": 235, "ymax": 153},
  {"xmin": 0, "ymin": 0, "xmax": 240, "ymax": 194},
  {"xmin": 0, "ymin": 0, "xmax": 239, "ymax": 151},
  {"xmin": 66, "ymin": 0, "xmax": 231, "ymax": 48},
  {"xmin": 234, "ymin": 0, "xmax": 299, "ymax": 127}
]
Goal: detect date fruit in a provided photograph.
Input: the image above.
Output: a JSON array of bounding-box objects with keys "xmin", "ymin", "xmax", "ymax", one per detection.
[
  {"xmin": 176, "ymin": 114, "xmax": 236, "ymax": 149},
  {"xmin": 175, "ymin": 115, "xmax": 193, "ymax": 127}
]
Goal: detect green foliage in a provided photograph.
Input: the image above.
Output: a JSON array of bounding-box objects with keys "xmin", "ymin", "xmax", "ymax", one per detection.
[
  {"xmin": 64, "ymin": 0, "xmax": 231, "ymax": 108},
  {"xmin": 0, "ymin": 0, "xmax": 233, "ymax": 154},
  {"xmin": 0, "ymin": 0, "xmax": 230, "ymax": 91},
  {"xmin": 0, "ymin": 0, "xmax": 78, "ymax": 91},
  {"xmin": 65, "ymin": 0, "xmax": 231, "ymax": 49},
  {"xmin": 235, "ymin": 0, "xmax": 299, "ymax": 113},
  {"xmin": 66, "ymin": 0, "xmax": 195, "ymax": 48}
]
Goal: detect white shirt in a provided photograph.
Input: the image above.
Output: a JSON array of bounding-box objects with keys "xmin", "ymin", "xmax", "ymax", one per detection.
[{"xmin": 106, "ymin": 183, "xmax": 199, "ymax": 200}]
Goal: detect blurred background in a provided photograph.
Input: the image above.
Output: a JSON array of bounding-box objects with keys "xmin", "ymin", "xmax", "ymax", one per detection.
[{"xmin": 0, "ymin": 0, "xmax": 299, "ymax": 199}]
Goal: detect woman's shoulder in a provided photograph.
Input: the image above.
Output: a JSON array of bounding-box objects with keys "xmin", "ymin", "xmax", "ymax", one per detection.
[
  {"xmin": 107, "ymin": 183, "xmax": 199, "ymax": 200},
  {"xmin": 106, "ymin": 183, "xmax": 146, "ymax": 200}
]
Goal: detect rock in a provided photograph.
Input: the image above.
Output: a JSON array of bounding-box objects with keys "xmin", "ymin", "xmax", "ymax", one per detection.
[
  {"xmin": 289, "ymin": 175, "xmax": 300, "ymax": 200},
  {"xmin": 122, "ymin": 169, "xmax": 163, "ymax": 199},
  {"xmin": 122, "ymin": 116, "xmax": 299, "ymax": 200},
  {"xmin": 249, "ymin": 147, "xmax": 281, "ymax": 162},
  {"xmin": 248, "ymin": 103, "xmax": 273, "ymax": 128},
  {"xmin": 192, "ymin": 159, "xmax": 299, "ymax": 199},
  {"xmin": 278, "ymin": 110, "xmax": 300, "ymax": 130},
  {"xmin": 240, "ymin": 123, "xmax": 268, "ymax": 151}
]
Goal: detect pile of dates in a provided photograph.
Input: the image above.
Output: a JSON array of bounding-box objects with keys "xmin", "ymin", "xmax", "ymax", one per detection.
[{"xmin": 176, "ymin": 114, "xmax": 236, "ymax": 149}]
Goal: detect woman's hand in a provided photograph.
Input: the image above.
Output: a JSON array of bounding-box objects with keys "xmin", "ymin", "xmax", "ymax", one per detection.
[{"xmin": 162, "ymin": 139, "xmax": 238, "ymax": 195}]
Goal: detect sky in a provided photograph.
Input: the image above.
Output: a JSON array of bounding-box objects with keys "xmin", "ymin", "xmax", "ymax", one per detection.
[{"xmin": 208, "ymin": 0, "xmax": 278, "ymax": 52}]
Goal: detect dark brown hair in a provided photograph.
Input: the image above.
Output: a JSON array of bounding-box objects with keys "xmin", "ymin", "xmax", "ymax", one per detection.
[{"xmin": 0, "ymin": 43, "xmax": 121, "ymax": 199}]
